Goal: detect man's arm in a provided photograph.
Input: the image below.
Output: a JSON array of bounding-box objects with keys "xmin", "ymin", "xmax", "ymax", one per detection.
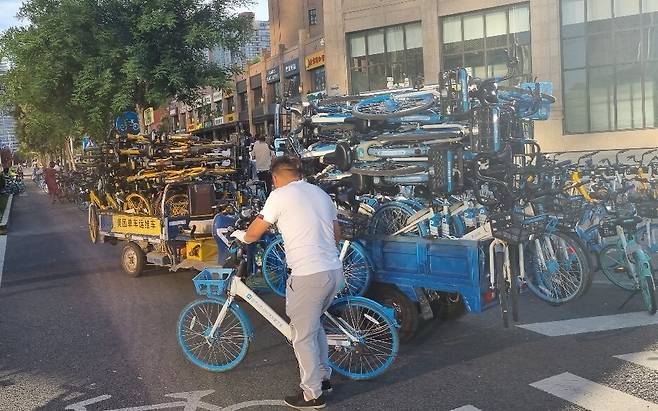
[{"xmin": 244, "ymin": 216, "xmax": 272, "ymax": 243}]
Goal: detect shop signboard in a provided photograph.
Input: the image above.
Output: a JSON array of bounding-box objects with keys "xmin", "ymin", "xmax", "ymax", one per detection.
[
  {"xmin": 143, "ymin": 107, "xmax": 155, "ymax": 126},
  {"xmin": 304, "ymin": 50, "xmax": 325, "ymax": 70},
  {"xmin": 284, "ymin": 59, "xmax": 299, "ymax": 77},
  {"xmin": 266, "ymin": 66, "xmax": 280, "ymax": 84}
]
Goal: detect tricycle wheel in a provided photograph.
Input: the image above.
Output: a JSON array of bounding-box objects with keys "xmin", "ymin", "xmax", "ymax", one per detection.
[
  {"xmin": 88, "ymin": 204, "xmax": 99, "ymax": 244},
  {"xmin": 431, "ymin": 293, "xmax": 466, "ymax": 321},
  {"xmin": 368, "ymin": 283, "xmax": 418, "ymax": 343},
  {"xmin": 121, "ymin": 242, "xmax": 145, "ymax": 277}
]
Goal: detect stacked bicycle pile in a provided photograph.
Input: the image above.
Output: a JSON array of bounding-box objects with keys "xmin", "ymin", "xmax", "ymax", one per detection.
[
  {"xmin": 263, "ymin": 47, "xmax": 656, "ymax": 329},
  {"xmin": 73, "ymin": 131, "xmax": 242, "ymax": 217}
]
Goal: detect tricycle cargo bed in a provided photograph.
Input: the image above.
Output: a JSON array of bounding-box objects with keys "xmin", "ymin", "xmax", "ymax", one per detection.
[{"xmin": 363, "ymin": 236, "xmax": 493, "ymax": 313}]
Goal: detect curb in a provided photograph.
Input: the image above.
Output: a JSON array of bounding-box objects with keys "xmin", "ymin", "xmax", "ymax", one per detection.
[{"xmin": 0, "ymin": 194, "xmax": 14, "ymax": 233}]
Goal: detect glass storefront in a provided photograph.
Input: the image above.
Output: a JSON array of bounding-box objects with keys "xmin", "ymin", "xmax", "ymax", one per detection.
[
  {"xmin": 561, "ymin": 0, "xmax": 658, "ymax": 133},
  {"xmin": 347, "ymin": 22, "xmax": 424, "ymax": 94},
  {"xmin": 310, "ymin": 67, "xmax": 326, "ymax": 93},
  {"xmin": 442, "ymin": 3, "xmax": 531, "ymax": 80}
]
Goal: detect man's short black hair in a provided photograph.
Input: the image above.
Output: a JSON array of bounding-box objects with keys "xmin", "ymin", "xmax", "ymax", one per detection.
[{"xmin": 271, "ymin": 155, "xmax": 301, "ymax": 176}]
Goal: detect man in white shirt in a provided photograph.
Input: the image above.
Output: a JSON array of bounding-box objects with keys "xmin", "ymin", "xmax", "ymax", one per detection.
[
  {"xmin": 232, "ymin": 156, "xmax": 343, "ymax": 409},
  {"xmin": 250, "ymin": 134, "xmax": 273, "ymax": 193}
]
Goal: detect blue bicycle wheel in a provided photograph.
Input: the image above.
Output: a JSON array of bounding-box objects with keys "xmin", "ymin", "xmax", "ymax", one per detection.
[
  {"xmin": 262, "ymin": 236, "xmax": 288, "ymax": 297},
  {"xmin": 323, "ymin": 297, "xmax": 399, "ymax": 380},
  {"xmin": 337, "ymin": 241, "xmax": 371, "ymax": 297},
  {"xmin": 263, "ymin": 237, "xmax": 372, "ymax": 297},
  {"xmin": 524, "ymin": 232, "xmax": 591, "ymax": 305},
  {"xmin": 177, "ymin": 298, "xmax": 251, "ymax": 372},
  {"xmin": 368, "ymin": 201, "xmax": 430, "ymax": 236}
]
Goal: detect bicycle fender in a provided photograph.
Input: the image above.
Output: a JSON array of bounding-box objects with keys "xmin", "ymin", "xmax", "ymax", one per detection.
[
  {"xmin": 208, "ymin": 296, "xmax": 255, "ymax": 339},
  {"xmin": 331, "ymin": 296, "xmax": 400, "ymax": 328}
]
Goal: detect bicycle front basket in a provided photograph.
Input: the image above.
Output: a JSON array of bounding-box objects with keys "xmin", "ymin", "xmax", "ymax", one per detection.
[
  {"xmin": 193, "ymin": 268, "xmax": 234, "ymax": 297},
  {"xmin": 491, "ymin": 215, "xmax": 546, "ymax": 244},
  {"xmin": 336, "ymin": 210, "xmax": 370, "ymax": 240}
]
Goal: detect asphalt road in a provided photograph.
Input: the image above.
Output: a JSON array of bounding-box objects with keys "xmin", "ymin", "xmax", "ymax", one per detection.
[{"xmin": 1, "ymin": 183, "xmax": 657, "ymax": 411}]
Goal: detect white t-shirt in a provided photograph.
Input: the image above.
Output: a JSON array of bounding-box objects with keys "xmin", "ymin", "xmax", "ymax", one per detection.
[
  {"xmin": 260, "ymin": 180, "xmax": 341, "ymax": 276},
  {"xmin": 251, "ymin": 141, "xmax": 272, "ymax": 171}
]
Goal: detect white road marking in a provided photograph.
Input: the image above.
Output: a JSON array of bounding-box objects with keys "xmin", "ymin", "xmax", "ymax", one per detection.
[
  {"xmin": 450, "ymin": 405, "xmax": 482, "ymax": 411},
  {"xmin": 65, "ymin": 395, "xmax": 112, "ymax": 411},
  {"xmin": 223, "ymin": 400, "xmax": 287, "ymax": 410},
  {"xmin": 517, "ymin": 312, "xmax": 658, "ymax": 336},
  {"xmin": 614, "ymin": 351, "xmax": 658, "ymax": 371},
  {"xmin": 530, "ymin": 372, "xmax": 658, "ymax": 411},
  {"xmin": 65, "ymin": 390, "xmax": 286, "ymax": 411},
  {"xmin": 0, "ymin": 235, "xmax": 7, "ymax": 288}
]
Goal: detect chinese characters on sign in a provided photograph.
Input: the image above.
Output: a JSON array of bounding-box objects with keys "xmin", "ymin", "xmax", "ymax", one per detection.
[
  {"xmin": 304, "ymin": 50, "xmax": 325, "ymax": 70},
  {"xmin": 112, "ymin": 215, "xmax": 161, "ymax": 235}
]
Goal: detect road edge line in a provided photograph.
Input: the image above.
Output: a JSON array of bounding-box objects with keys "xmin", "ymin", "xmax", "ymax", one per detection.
[
  {"xmin": 0, "ymin": 235, "xmax": 7, "ymax": 288},
  {"xmin": 0, "ymin": 193, "xmax": 14, "ymax": 229}
]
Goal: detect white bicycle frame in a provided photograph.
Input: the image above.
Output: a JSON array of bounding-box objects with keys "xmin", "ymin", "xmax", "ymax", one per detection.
[{"xmin": 207, "ymin": 275, "xmax": 357, "ymax": 348}]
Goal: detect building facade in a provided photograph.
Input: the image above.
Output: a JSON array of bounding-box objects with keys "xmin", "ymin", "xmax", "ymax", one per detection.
[
  {"xmin": 0, "ymin": 60, "xmax": 19, "ymax": 152},
  {"xmin": 171, "ymin": 1, "xmax": 326, "ymax": 139},
  {"xmin": 323, "ymin": 0, "xmax": 658, "ymax": 152},
  {"xmin": 209, "ymin": 13, "xmax": 271, "ymax": 68},
  {"xmin": 177, "ymin": 0, "xmax": 657, "ymax": 152}
]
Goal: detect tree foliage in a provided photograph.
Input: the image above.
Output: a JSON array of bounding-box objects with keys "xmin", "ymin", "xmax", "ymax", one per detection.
[{"xmin": 0, "ymin": 0, "xmax": 253, "ymax": 153}]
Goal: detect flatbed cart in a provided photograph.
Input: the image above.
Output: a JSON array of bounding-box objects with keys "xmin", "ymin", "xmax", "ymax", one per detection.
[
  {"xmin": 87, "ymin": 183, "xmax": 225, "ymax": 277},
  {"xmin": 363, "ymin": 235, "xmax": 496, "ymax": 342}
]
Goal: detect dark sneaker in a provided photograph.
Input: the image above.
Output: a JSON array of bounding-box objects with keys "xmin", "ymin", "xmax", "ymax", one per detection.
[
  {"xmin": 284, "ymin": 392, "xmax": 326, "ymax": 409},
  {"xmin": 321, "ymin": 380, "xmax": 333, "ymax": 393}
]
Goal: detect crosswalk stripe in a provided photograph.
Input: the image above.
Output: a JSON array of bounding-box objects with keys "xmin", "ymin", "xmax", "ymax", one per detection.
[
  {"xmin": 530, "ymin": 372, "xmax": 658, "ymax": 410},
  {"xmin": 449, "ymin": 406, "xmax": 481, "ymax": 411},
  {"xmin": 517, "ymin": 312, "xmax": 658, "ymax": 336},
  {"xmin": 614, "ymin": 351, "xmax": 658, "ymax": 371}
]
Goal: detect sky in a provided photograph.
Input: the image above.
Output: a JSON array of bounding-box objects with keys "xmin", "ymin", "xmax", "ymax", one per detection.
[{"xmin": 0, "ymin": 0, "xmax": 269, "ymax": 32}]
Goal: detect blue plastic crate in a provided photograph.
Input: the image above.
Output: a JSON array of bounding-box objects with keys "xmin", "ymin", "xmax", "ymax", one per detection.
[{"xmin": 192, "ymin": 268, "xmax": 234, "ymax": 297}]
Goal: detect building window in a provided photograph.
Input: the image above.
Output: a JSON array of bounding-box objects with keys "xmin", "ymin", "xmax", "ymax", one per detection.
[
  {"xmin": 442, "ymin": 4, "xmax": 531, "ymax": 80},
  {"xmin": 309, "ymin": 8, "xmax": 317, "ymax": 26},
  {"xmin": 238, "ymin": 92, "xmax": 248, "ymax": 112},
  {"xmin": 253, "ymin": 87, "xmax": 264, "ymax": 107},
  {"xmin": 226, "ymin": 96, "xmax": 235, "ymax": 114},
  {"xmin": 310, "ymin": 67, "xmax": 326, "ymax": 93},
  {"xmin": 347, "ymin": 22, "xmax": 424, "ymax": 94},
  {"xmin": 561, "ymin": 0, "xmax": 658, "ymax": 134},
  {"xmin": 268, "ymin": 81, "xmax": 282, "ymax": 102},
  {"xmin": 285, "ymin": 75, "xmax": 301, "ymax": 98}
]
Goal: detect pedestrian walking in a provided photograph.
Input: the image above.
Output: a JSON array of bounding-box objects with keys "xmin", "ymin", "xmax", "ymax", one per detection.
[
  {"xmin": 232, "ymin": 156, "xmax": 343, "ymax": 409},
  {"xmin": 251, "ymin": 134, "xmax": 274, "ymax": 193},
  {"xmin": 44, "ymin": 161, "xmax": 60, "ymax": 203}
]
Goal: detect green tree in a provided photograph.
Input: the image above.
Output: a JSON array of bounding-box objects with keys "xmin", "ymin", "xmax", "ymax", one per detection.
[{"xmin": 1, "ymin": 0, "xmax": 252, "ymax": 151}]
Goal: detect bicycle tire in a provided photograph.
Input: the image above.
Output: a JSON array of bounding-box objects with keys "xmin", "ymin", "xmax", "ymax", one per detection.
[
  {"xmin": 639, "ymin": 273, "xmax": 657, "ymax": 315},
  {"xmin": 368, "ymin": 201, "xmax": 430, "ymax": 237},
  {"xmin": 263, "ymin": 237, "xmax": 373, "ymax": 298},
  {"xmin": 88, "ymin": 204, "xmax": 99, "ymax": 244},
  {"xmin": 494, "ymin": 249, "xmax": 510, "ymax": 327},
  {"xmin": 524, "ymin": 231, "xmax": 591, "ymax": 305},
  {"xmin": 337, "ymin": 240, "xmax": 372, "ymax": 297},
  {"xmin": 262, "ymin": 236, "xmax": 288, "ymax": 297},
  {"xmin": 352, "ymin": 91, "xmax": 437, "ymax": 121},
  {"xmin": 598, "ymin": 243, "xmax": 636, "ymax": 291},
  {"xmin": 177, "ymin": 298, "xmax": 251, "ymax": 372},
  {"xmin": 323, "ymin": 297, "xmax": 399, "ymax": 379}
]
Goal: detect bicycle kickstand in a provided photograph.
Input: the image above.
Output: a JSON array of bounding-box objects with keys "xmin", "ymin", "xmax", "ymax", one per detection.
[{"xmin": 618, "ymin": 289, "xmax": 639, "ymax": 310}]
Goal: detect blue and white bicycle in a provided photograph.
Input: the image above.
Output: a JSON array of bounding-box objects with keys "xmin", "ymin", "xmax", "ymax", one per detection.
[{"xmin": 177, "ymin": 221, "xmax": 399, "ymax": 379}]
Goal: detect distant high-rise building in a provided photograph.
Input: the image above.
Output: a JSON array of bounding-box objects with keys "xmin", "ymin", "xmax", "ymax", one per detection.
[
  {"xmin": 210, "ymin": 12, "xmax": 270, "ymax": 68},
  {"xmin": 0, "ymin": 60, "xmax": 18, "ymax": 153}
]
